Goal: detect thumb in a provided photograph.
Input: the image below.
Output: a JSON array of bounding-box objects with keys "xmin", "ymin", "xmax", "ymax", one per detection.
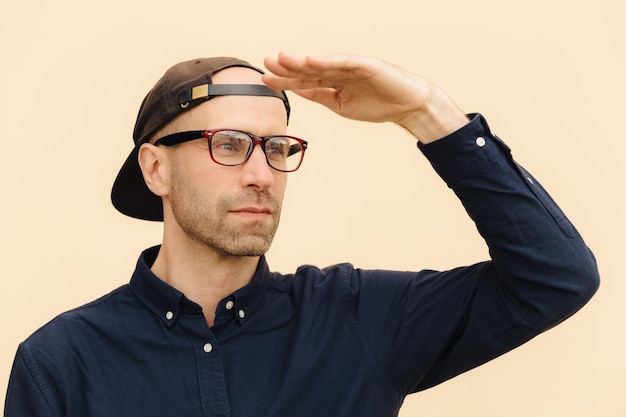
[{"xmin": 290, "ymin": 87, "xmax": 342, "ymax": 113}]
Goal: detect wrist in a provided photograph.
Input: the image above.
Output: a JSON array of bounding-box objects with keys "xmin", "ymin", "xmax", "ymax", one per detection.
[{"xmin": 397, "ymin": 86, "xmax": 469, "ymax": 144}]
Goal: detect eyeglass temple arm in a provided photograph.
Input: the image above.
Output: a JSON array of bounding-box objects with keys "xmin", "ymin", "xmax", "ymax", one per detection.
[{"xmin": 288, "ymin": 143, "xmax": 306, "ymax": 157}]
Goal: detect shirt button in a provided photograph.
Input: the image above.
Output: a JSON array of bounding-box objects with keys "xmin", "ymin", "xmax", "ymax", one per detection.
[
  {"xmin": 238, "ymin": 309, "xmax": 246, "ymax": 319},
  {"xmin": 475, "ymin": 137, "xmax": 486, "ymax": 147},
  {"xmin": 165, "ymin": 311, "xmax": 174, "ymax": 320},
  {"xmin": 203, "ymin": 343, "xmax": 213, "ymax": 353},
  {"xmin": 225, "ymin": 300, "xmax": 234, "ymax": 310}
]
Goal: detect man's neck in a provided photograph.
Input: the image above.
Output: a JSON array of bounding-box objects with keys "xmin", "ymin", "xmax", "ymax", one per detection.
[{"xmin": 150, "ymin": 238, "xmax": 260, "ymax": 327}]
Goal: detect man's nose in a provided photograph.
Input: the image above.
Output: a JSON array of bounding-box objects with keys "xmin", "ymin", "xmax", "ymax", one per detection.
[{"xmin": 240, "ymin": 144, "xmax": 275, "ymax": 190}]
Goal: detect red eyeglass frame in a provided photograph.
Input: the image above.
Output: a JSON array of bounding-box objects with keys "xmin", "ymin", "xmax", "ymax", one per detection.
[{"xmin": 154, "ymin": 129, "xmax": 308, "ymax": 172}]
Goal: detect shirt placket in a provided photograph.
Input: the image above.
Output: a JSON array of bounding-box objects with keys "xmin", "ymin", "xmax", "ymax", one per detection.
[{"xmin": 179, "ymin": 311, "xmax": 231, "ymax": 417}]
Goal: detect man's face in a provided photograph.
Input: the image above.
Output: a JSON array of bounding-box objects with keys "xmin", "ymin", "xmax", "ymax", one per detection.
[{"xmin": 161, "ymin": 68, "xmax": 289, "ymax": 257}]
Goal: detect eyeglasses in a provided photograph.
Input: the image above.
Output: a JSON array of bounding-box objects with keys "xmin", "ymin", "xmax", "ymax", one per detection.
[{"xmin": 154, "ymin": 129, "xmax": 308, "ymax": 172}]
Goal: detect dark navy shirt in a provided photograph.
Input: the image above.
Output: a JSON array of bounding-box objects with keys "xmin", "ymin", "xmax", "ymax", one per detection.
[{"xmin": 5, "ymin": 115, "xmax": 600, "ymax": 417}]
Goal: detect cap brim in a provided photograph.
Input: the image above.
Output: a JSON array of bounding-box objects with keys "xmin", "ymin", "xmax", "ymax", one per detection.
[{"xmin": 111, "ymin": 144, "xmax": 164, "ymax": 221}]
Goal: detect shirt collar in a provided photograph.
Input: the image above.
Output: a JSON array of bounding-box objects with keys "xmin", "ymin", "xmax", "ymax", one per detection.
[
  {"xmin": 217, "ymin": 255, "xmax": 270, "ymax": 326},
  {"xmin": 129, "ymin": 245, "xmax": 271, "ymax": 328}
]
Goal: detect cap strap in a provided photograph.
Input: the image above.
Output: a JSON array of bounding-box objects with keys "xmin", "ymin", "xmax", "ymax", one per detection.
[{"xmin": 178, "ymin": 84, "xmax": 290, "ymax": 120}]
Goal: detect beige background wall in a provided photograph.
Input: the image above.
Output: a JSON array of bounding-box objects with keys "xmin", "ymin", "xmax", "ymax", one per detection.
[{"xmin": 1, "ymin": 0, "xmax": 624, "ymax": 415}]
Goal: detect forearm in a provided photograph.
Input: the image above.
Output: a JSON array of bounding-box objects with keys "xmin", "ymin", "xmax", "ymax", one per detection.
[
  {"xmin": 420, "ymin": 114, "xmax": 600, "ymax": 316},
  {"xmin": 378, "ymin": 114, "xmax": 601, "ymax": 392}
]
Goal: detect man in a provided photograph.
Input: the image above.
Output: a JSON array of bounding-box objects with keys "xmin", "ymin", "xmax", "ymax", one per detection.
[{"xmin": 4, "ymin": 53, "xmax": 599, "ymax": 416}]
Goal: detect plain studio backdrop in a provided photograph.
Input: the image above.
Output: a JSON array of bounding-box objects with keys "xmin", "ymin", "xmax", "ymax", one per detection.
[{"xmin": 1, "ymin": 1, "xmax": 624, "ymax": 415}]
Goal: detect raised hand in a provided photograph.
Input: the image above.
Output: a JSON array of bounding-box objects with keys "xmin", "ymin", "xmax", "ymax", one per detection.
[{"xmin": 262, "ymin": 52, "xmax": 469, "ymax": 143}]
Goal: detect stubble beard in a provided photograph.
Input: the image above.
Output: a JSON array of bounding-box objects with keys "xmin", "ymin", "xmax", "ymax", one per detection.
[{"xmin": 169, "ymin": 172, "xmax": 282, "ymax": 258}]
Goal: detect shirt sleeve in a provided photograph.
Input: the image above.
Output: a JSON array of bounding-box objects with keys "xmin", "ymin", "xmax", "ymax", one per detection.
[
  {"xmin": 345, "ymin": 114, "xmax": 600, "ymax": 395},
  {"xmin": 4, "ymin": 345, "xmax": 59, "ymax": 417}
]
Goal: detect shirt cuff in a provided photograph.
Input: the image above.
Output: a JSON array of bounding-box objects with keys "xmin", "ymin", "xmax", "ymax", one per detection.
[{"xmin": 417, "ymin": 113, "xmax": 513, "ymax": 186}]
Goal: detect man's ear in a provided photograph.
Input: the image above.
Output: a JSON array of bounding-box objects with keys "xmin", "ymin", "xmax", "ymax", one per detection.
[{"xmin": 138, "ymin": 143, "xmax": 170, "ymax": 197}]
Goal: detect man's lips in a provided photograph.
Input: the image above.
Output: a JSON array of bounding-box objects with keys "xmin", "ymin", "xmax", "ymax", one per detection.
[
  {"xmin": 228, "ymin": 207, "xmax": 273, "ymax": 219},
  {"xmin": 230, "ymin": 206, "xmax": 273, "ymax": 214}
]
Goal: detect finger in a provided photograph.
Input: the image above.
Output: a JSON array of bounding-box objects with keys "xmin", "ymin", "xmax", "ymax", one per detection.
[
  {"xmin": 262, "ymin": 55, "xmax": 337, "ymax": 90},
  {"xmin": 273, "ymin": 52, "xmax": 310, "ymax": 72},
  {"xmin": 278, "ymin": 52, "xmax": 366, "ymax": 73},
  {"xmin": 266, "ymin": 52, "xmax": 375, "ymax": 80},
  {"xmin": 264, "ymin": 53, "xmax": 318, "ymax": 78},
  {"xmin": 261, "ymin": 73, "xmax": 324, "ymax": 91},
  {"xmin": 263, "ymin": 56, "xmax": 292, "ymax": 77},
  {"xmin": 303, "ymin": 54, "xmax": 382, "ymax": 81},
  {"xmin": 271, "ymin": 52, "xmax": 337, "ymax": 75},
  {"xmin": 303, "ymin": 54, "xmax": 355, "ymax": 71}
]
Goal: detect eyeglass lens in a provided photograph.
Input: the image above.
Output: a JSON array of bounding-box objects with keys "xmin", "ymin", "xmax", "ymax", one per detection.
[{"xmin": 210, "ymin": 130, "xmax": 304, "ymax": 172}]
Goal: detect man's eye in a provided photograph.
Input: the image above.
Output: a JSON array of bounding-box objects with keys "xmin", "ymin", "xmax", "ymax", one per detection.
[
  {"xmin": 216, "ymin": 141, "xmax": 235, "ymax": 151},
  {"xmin": 266, "ymin": 139, "xmax": 289, "ymax": 156},
  {"xmin": 267, "ymin": 145, "xmax": 286, "ymax": 155},
  {"xmin": 212, "ymin": 136, "xmax": 249, "ymax": 153}
]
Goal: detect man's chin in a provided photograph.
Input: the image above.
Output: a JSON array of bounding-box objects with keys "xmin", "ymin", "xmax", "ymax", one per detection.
[{"xmin": 209, "ymin": 232, "xmax": 276, "ymax": 257}]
